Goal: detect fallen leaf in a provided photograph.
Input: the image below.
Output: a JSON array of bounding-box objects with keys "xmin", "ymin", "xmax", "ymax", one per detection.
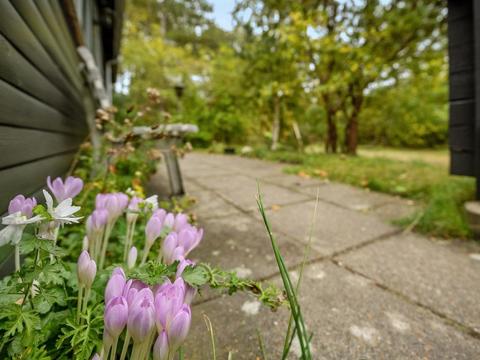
[
  {"xmin": 298, "ymin": 171, "xmax": 311, "ymax": 179},
  {"xmin": 313, "ymin": 169, "xmax": 329, "ymax": 178}
]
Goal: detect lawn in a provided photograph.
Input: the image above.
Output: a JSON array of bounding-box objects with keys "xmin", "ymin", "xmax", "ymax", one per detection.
[{"xmin": 241, "ymin": 146, "xmax": 475, "ymax": 239}]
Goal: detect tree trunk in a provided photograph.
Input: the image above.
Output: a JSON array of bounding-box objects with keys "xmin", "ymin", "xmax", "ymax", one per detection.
[
  {"xmin": 271, "ymin": 95, "xmax": 281, "ymax": 151},
  {"xmin": 325, "ymin": 108, "xmax": 338, "ymax": 153},
  {"xmin": 344, "ymin": 91, "xmax": 363, "ymax": 155},
  {"xmin": 344, "ymin": 114, "xmax": 358, "ymax": 155}
]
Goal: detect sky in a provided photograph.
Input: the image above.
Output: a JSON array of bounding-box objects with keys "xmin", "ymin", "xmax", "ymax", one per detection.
[{"xmin": 209, "ymin": 0, "xmax": 236, "ymax": 31}]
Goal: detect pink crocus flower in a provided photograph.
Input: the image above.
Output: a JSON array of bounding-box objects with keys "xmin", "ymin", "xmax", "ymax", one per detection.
[
  {"xmin": 77, "ymin": 250, "xmax": 97, "ymax": 288},
  {"xmin": 104, "ymin": 296, "xmax": 129, "ymax": 338},
  {"xmin": 127, "ymin": 289, "xmax": 156, "ymax": 343},
  {"xmin": 153, "ymin": 331, "xmax": 169, "ymax": 360},
  {"xmin": 8, "ymin": 195, "xmax": 36, "ymax": 218},
  {"xmin": 154, "ymin": 278, "xmax": 186, "ymax": 332},
  {"xmin": 0, "ymin": 195, "xmax": 42, "ymax": 247},
  {"xmin": 95, "ymin": 193, "xmax": 129, "ymax": 222},
  {"xmin": 145, "ymin": 215, "xmax": 163, "ymax": 247},
  {"xmin": 47, "ymin": 176, "xmax": 83, "ymax": 203},
  {"xmin": 105, "ymin": 272, "xmax": 126, "ymax": 304},
  {"xmin": 173, "ymin": 213, "xmax": 188, "ymax": 232}
]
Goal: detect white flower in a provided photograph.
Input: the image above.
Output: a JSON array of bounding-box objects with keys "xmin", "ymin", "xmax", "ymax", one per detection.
[
  {"xmin": 0, "ymin": 212, "xmax": 43, "ymax": 246},
  {"xmin": 144, "ymin": 195, "xmax": 158, "ymax": 212},
  {"xmin": 44, "ymin": 190, "xmax": 82, "ymax": 225}
]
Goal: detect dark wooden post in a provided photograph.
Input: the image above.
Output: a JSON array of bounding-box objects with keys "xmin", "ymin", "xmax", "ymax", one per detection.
[
  {"xmin": 448, "ymin": 0, "xmax": 480, "ymax": 198},
  {"xmin": 474, "ymin": 0, "xmax": 480, "ymax": 198}
]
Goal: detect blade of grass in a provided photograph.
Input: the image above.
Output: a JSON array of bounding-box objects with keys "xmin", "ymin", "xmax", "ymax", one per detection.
[
  {"xmin": 203, "ymin": 314, "xmax": 217, "ymax": 360},
  {"xmin": 256, "ymin": 184, "xmax": 312, "ymax": 359},
  {"xmin": 257, "ymin": 329, "xmax": 268, "ymax": 360},
  {"xmin": 282, "ymin": 188, "xmax": 319, "ymax": 358}
]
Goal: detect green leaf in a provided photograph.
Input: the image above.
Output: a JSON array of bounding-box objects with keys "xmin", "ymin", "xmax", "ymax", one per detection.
[{"xmin": 182, "ymin": 265, "xmax": 209, "ymax": 287}]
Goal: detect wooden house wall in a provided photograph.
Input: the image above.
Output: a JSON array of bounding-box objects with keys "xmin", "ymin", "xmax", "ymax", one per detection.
[
  {"xmin": 0, "ymin": 0, "xmax": 100, "ymax": 273},
  {"xmin": 448, "ymin": 0, "xmax": 480, "ymax": 180}
]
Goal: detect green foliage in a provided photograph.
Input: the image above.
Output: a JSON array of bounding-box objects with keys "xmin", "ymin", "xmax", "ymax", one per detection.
[
  {"xmin": 121, "ymin": 0, "xmax": 448, "ymax": 151},
  {"xmin": 360, "ymin": 75, "xmax": 448, "ymax": 148}
]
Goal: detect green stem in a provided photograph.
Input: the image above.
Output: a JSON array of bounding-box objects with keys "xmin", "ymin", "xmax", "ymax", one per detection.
[
  {"xmin": 110, "ymin": 337, "xmax": 119, "ymax": 360},
  {"xmin": 21, "ymin": 248, "xmax": 40, "ymax": 307},
  {"xmin": 100, "ymin": 223, "xmax": 113, "ymax": 269},
  {"xmin": 141, "ymin": 243, "xmax": 152, "ymax": 265},
  {"xmin": 14, "ymin": 245, "xmax": 20, "ymax": 272},
  {"xmin": 76, "ymin": 285, "xmax": 84, "ymax": 323},
  {"xmin": 124, "ymin": 221, "xmax": 132, "ymax": 262},
  {"xmin": 82, "ymin": 286, "xmax": 91, "ymax": 319},
  {"xmin": 119, "ymin": 332, "xmax": 131, "ymax": 360}
]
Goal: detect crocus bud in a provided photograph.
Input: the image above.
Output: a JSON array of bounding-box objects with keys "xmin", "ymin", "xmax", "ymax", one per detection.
[
  {"xmin": 168, "ymin": 304, "xmax": 192, "ymax": 350},
  {"xmin": 145, "ymin": 216, "xmax": 163, "ymax": 246},
  {"xmin": 8, "ymin": 195, "xmax": 37, "ymax": 218},
  {"xmin": 47, "ymin": 176, "xmax": 83, "ymax": 202},
  {"xmin": 176, "ymin": 259, "xmax": 194, "ymax": 278},
  {"xmin": 154, "ymin": 278, "xmax": 185, "ymax": 332},
  {"xmin": 162, "ymin": 233, "xmax": 178, "ymax": 264},
  {"xmin": 105, "ymin": 273, "xmax": 126, "ymax": 304},
  {"xmin": 163, "ymin": 213, "xmax": 175, "ymax": 228},
  {"xmin": 127, "ymin": 197, "xmax": 142, "ymax": 223},
  {"xmin": 77, "ymin": 250, "xmax": 96, "ymax": 288},
  {"xmin": 128, "ymin": 246, "xmax": 138, "ymax": 269},
  {"xmin": 104, "ymin": 296, "xmax": 129, "ymax": 338},
  {"xmin": 128, "ymin": 292, "xmax": 156, "ymax": 343},
  {"xmin": 173, "ymin": 213, "xmax": 188, "ymax": 232},
  {"xmin": 112, "ymin": 267, "xmax": 126, "ymax": 279},
  {"xmin": 96, "ymin": 193, "xmax": 127, "ymax": 221},
  {"xmin": 87, "ymin": 209, "xmax": 109, "ymax": 231},
  {"xmin": 153, "ymin": 208, "xmax": 166, "ymax": 222},
  {"xmin": 153, "ymin": 331, "xmax": 169, "ymax": 360},
  {"xmin": 92, "ymin": 353, "xmax": 102, "ymax": 360}
]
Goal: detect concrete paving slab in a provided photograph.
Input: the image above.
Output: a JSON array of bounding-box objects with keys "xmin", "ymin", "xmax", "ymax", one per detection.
[
  {"xmin": 338, "ymin": 233, "xmax": 480, "ymax": 332},
  {"xmin": 189, "ymin": 212, "xmax": 315, "ymax": 282},
  {"xmin": 194, "ymin": 174, "xmax": 311, "ymax": 212},
  {"xmin": 297, "ymin": 183, "xmax": 398, "ymax": 211},
  {"xmin": 185, "ymin": 262, "xmax": 480, "ymax": 359},
  {"xmin": 258, "ymin": 200, "xmax": 396, "ymax": 256},
  {"xmin": 189, "ymin": 190, "xmax": 243, "ymax": 219},
  {"xmin": 260, "ymin": 172, "xmax": 328, "ymax": 192}
]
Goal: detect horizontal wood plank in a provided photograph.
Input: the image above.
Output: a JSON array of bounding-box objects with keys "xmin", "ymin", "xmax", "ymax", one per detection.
[
  {"xmin": 448, "ymin": 41, "xmax": 474, "ymax": 73},
  {"xmin": 0, "ymin": 153, "xmax": 76, "ymax": 215},
  {"xmin": 0, "ymin": 1, "xmax": 83, "ymax": 109},
  {"xmin": 0, "ymin": 126, "xmax": 83, "ymax": 169},
  {"xmin": 11, "ymin": 0, "xmax": 85, "ymax": 95},
  {"xmin": 448, "ymin": 16, "xmax": 474, "ymax": 48},
  {"xmin": 0, "ymin": 79, "xmax": 87, "ymax": 135},
  {"xmin": 449, "ymin": 125, "xmax": 474, "ymax": 151},
  {"xmin": 449, "ymin": 70, "xmax": 475, "ymax": 101},
  {"xmin": 449, "ymin": 99, "xmax": 475, "ymax": 127},
  {"xmin": 36, "ymin": 1, "xmax": 82, "ymax": 84},
  {"xmin": 450, "ymin": 150, "xmax": 474, "ymax": 176},
  {"xmin": 0, "ymin": 35, "xmax": 82, "ymax": 119},
  {"xmin": 448, "ymin": 0, "xmax": 472, "ymax": 22}
]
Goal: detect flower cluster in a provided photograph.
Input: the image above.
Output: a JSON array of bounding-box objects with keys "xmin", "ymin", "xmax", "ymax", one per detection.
[
  {"xmin": 85, "ymin": 192, "xmax": 160, "ymax": 269},
  {"xmin": 99, "ymin": 268, "xmax": 192, "ymax": 360},
  {"xmin": 143, "ymin": 210, "xmax": 203, "ymax": 265},
  {"xmin": 0, "ymin": 176, "xmax": 83, "ymax": 271}
]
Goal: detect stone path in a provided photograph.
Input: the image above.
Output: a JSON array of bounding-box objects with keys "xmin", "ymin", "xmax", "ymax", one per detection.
[{"xmin": 152, "ymin": 152, "xmax": 480, "ymax": 359}]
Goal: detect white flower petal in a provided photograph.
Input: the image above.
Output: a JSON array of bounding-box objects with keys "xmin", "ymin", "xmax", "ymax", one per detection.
[
  {"xmin": 43, "ymin": 190, "xmax": 54, "ymax": 212},
  {"xmin": 0, "ymin": 224, "xmax": 25, "ymax": 246}
]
